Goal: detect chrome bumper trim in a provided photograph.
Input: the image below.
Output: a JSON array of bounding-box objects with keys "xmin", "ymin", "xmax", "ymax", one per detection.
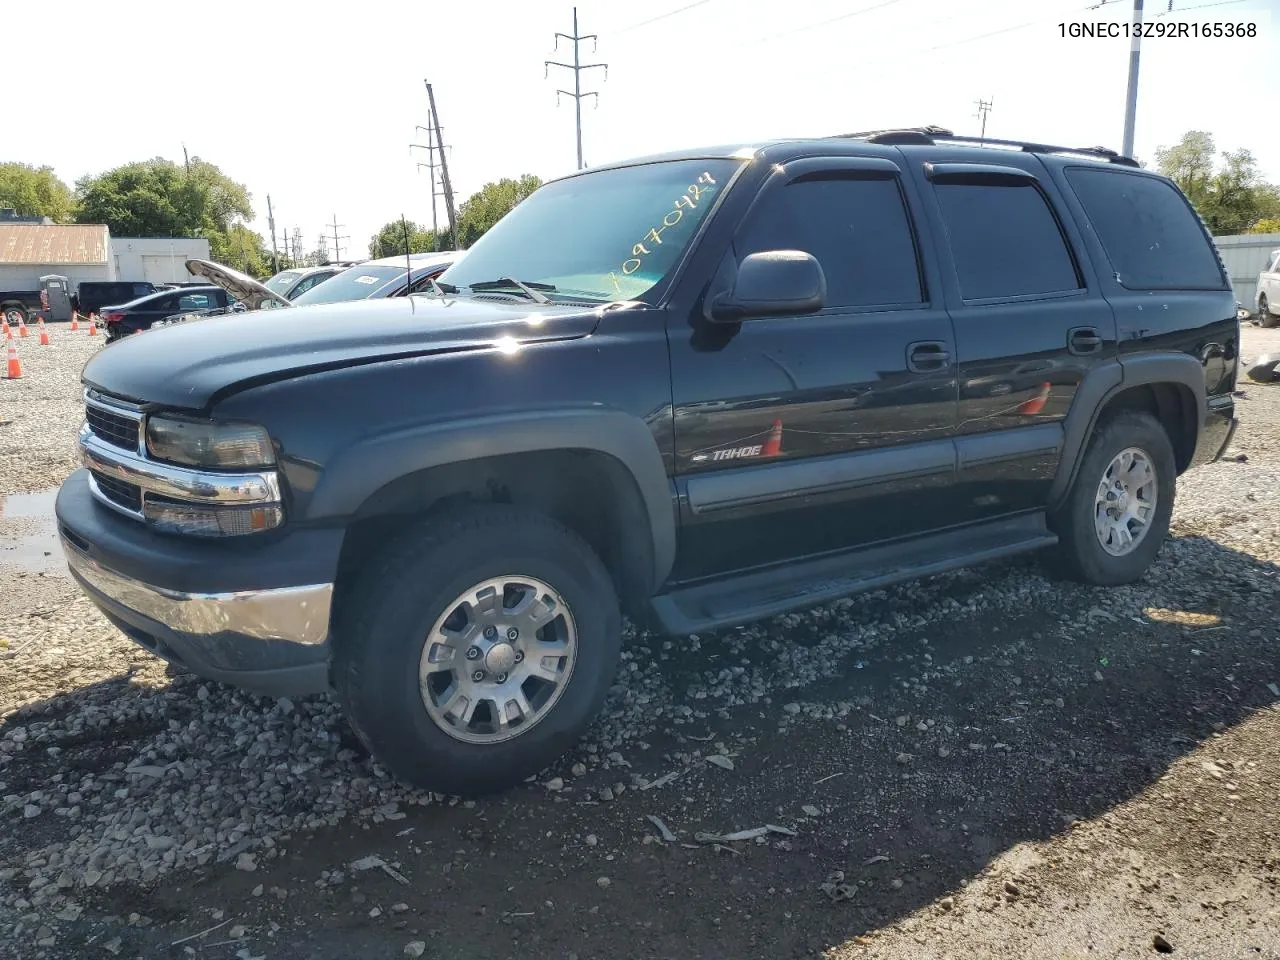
[
  {"xmin": 79, "ymin": 425, "xmax": 282, "ymax": 506},
  {"xmin": 61, "ymin": 533, "xmax": 332, "ymax": 647}
]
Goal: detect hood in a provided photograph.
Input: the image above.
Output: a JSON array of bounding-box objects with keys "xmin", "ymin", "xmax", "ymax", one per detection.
[
  {"xmin": 81, "ymin": 294, "xmax": 605, "ymax": 409},
  {"xmin": 185, "ymin": 259, "xmax": 292, "ymax": 310}
]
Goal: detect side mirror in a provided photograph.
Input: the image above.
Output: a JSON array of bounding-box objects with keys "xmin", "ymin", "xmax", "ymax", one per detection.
[{"xmin": 708, "ymin": 250, "xmax": 826, "ymax": 323}]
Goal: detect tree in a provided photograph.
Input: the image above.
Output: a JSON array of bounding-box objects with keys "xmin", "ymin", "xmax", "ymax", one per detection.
[
  {"xmin": 1250, "ymin": 218, "xmax": 1280, "ymax": 235},
  {"xmin": 1155, "ymin": 131, "xmax": 1280, "ymax": 234},
  {"xmin": 0, "ymin": 163, "xmax": 76, "ymax": 222},
  {"xmin": 216, "ymin": 224, "xmax": 274, "ymax": 279},
  {"xmin": 74, "ymin": 157, "xmax": 255, "ymax": 264},
  {"xmin": 456, "ymin": 175, "xmax": 542, "ymax": 248},
  {"xmin": 368, "ymin": 219, "xmax": 449, "ymax": 259}
]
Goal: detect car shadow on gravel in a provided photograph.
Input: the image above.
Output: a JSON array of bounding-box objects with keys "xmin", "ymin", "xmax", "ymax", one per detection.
[{"xmin": 3, "ymin": 533, "xmax": 1279, "ymax": 960}]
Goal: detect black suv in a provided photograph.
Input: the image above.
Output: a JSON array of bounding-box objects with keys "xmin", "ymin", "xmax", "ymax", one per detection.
[{"xmin": 55, "ymin": 127, "xmax": 1239, "ymax": 796}]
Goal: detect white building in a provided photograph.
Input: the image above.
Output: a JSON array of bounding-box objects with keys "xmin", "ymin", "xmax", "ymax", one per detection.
[{"xmin": 110, "ymin": 237, "xmax": 212, "ymax": 285}]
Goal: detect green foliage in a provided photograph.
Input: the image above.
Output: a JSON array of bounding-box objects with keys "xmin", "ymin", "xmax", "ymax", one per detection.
[
  {"xmin": 74, "ymin": 157, "xmax": 255, "ymax": 266},
  {"xmin": 368, "ymin": 219, "xmax": 450, "ymax": 259},
  {"xmin": 0, "ymin": 163, "xmax": 76, "ymax": 222},
  {"xmin": 456, "ymin": 175, "xmax": 542, "ymax": 248},
  {"xmin": 1156, "ymin": 131, "xmax": 1280, "ymax": 235},
  {"xmin": 217, "ymin": 223, "xmax": 275, "ymax": 279},
  {"xmin": 1249, "ymin": 218, "xmax": 1280, "ymax": 235}
]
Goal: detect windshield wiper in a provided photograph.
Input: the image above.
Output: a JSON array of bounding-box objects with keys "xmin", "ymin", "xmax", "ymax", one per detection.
[{"xmin": 466, "ymin": 278, "xmax": 555, "ymax": 304}]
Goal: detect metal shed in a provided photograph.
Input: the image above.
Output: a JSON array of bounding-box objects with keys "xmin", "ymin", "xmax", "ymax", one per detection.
[{"xmin": 0, "ymin": 223, "xmax": 113, "ymax": 290}]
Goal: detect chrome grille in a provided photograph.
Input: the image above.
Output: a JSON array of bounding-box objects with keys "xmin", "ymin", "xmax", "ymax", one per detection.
[
  {"xmin": 90, "ymin": 471, "xmax": 142, "ymax": 513},
  {"xmin": 85, "ymin": 405, "xmax": 140, "ymax": 452}
]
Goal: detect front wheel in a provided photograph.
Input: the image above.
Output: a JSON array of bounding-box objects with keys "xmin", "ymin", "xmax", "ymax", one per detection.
[
  {"xmin": 1046, "ymin": 411, "xmax": 1175, "ymax": 586},
  {"xmin": 2, "ymin": 305, "xmax": 27, "ymax": 327},
  {"xmin": 333, "ymin": 504, "xmax": 622, "ymax": 796}
]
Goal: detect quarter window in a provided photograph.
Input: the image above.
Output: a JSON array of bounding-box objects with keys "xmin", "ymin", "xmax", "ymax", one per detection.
[
  {"xmin": 933, "ymin": 180, "xmax": 1081, "ymax": 300},
  {"xmin": 1065, "ymin": 168, "xmax": 1225, "ymax": 290}
]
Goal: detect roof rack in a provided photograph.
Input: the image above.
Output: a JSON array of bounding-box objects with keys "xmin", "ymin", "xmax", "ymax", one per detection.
[{"xmin": 831, "ymin": 126, "xmax": 1140, "ymax": 167}]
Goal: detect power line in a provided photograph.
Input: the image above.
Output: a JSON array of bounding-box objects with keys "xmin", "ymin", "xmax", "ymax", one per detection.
[
  {"xmin": 747, "ymin": 0, "xmax": 906, "ymax": 45},
  {"xmin": 1155, "ymin": 0, "xmax": 1250, "ymax": 14},
  {"xmin": 975, "ymin": 98, "xmax": 993, "ymax": 143},
  {"xmin": 545, "ymin": 6, "xmax": 608, "ymax": 171},
  {"xmin": 615, "ymin": 0, "xmax": 713, "ymax": 33}
]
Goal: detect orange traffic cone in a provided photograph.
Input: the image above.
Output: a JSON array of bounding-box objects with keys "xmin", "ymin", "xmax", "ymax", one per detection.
[
  {"xmin": 70, "ymin": 311, "xmax": 80, "ymax": 332},
  {"xmin": 1016, "ymin": 382, "xmax": 1052, "ymax": 416},
  {"xmin": 762, "ymin": 419, "xmax": 783, "ymax": 457},
  {"xmin": 37, "ymin": 318, "xmax": 49, "ymax": 346},
  {"xmin": 87, "ymin": 317, "xmax": 98, "ymax": 337},
  {"xmin": 5, "ymin": 343, "xmax": 20, "ymax": 379},
  {"xmin": 17, "ymin": 317, "xmax": 28, "ymax": 338},
  {"xmin": 2, "ymin": 319, "xmax": 10, "ymax": 339}
]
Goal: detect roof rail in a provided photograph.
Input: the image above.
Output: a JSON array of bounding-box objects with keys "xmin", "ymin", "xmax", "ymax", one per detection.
[{"xmin": 831, "ymin": 126, "xmax": 1140, "ymax": 167}]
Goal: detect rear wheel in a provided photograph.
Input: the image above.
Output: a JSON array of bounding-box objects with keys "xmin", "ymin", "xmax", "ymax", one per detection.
[
  {"xmin": 333, "ymin": 504, "xmax": 622, "ymax": 796},
  {"xmin": 1260, "ymin": 295, "xmax": 1279, "ymax": 328},
  {"xmin": 1047, "ymin": 411, "xmax": 1175, "ymax": 586}
]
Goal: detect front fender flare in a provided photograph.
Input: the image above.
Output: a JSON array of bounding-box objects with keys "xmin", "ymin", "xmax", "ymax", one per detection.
[{"xmin": 307, "ymin": 407, "xmax": 676, "ymax": 587}]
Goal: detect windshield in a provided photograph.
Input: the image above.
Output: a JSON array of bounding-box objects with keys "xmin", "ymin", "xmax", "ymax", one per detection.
[
  {"xmin": 291, "ymin": 265, "xmax": 410, "ymax": 305},
  {"xmin": 264, "ymin": 270, "xmax": 303, "ymax": 294},
  {"xmin": 439, "ymin": 158, "xmax": 743, "ymax": 303}
]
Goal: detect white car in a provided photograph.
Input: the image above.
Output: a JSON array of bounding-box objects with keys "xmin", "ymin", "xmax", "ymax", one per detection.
[{"xmin": 1255, "ymin": 248, "xmax": 1280, "ymax": 328}]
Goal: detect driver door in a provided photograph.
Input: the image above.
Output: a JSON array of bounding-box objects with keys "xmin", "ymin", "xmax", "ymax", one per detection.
[{"xmin": 666, "ymin": 157, "xmax": 959, "ymax": 583}]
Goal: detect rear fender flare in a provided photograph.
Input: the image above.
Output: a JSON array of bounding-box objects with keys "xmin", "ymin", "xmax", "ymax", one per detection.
[
  {"xmin": 307, "ymin": 407, "xmax": 676, "ymax": 587},
  {"xmin": 1050, "ymin": 353, "xmax": 1206, "ymax": 505}
]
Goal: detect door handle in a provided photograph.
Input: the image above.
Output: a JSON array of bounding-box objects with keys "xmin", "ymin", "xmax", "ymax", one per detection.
[
  {"xmin": 1068, "ymin": 327, "xmax": 1103, "ymax": 355},
  {"xmin": 907, "ymin": 341, "xmax": 951, "ymax": 373}
]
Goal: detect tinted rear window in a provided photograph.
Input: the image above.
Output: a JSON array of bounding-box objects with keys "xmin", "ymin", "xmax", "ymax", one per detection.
[
  {"xmin": 1065, "ymin": 168, "xmax": 1224, "ymax": 290},
  {"xmin": 933, "ymin": 181, "xmax": 1081, "ymax": 300}
]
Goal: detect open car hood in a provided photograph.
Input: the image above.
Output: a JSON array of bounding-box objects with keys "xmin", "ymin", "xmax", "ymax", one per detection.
[{"xmin": 184, "ymin": 259, "xmax": 292, "ymax": 311}]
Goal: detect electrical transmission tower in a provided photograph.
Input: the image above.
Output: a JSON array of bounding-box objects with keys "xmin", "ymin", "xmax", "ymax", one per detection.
[
  {"xmin": 291, "ymin": 228, "xmax": 303, "ymax": 265},
  {"xmin": 329, "ymin": 214, "xmax": 349, "ymax": 264},
  {"xmin": 545, "ymin": 7, "xmax": 607, "ymax": 170},
  {"xmin": 424, "ymin": 82, "xmax": 458, "ymax": 250},
  {"xmin": 974, "ymin": 98, "xmax": 993, "ymax": 143},
  {"xmin": 410, "ymin": 122, "xmax": 452, "ymax": 250}
]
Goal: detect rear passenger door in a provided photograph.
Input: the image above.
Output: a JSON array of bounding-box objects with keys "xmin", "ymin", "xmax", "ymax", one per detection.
[
  {"xmin": 907, "ymin": 157, "xmax": 1115, "ymax": 522},
  {"xmin": 667, "ymin": 156, "xmax": 959, "ymax": 582}
]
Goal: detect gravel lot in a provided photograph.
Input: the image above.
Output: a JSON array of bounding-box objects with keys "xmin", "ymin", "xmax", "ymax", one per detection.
[{"xmin": 1, "ymin": 325, "xmax": 1279, "ymax": 960}]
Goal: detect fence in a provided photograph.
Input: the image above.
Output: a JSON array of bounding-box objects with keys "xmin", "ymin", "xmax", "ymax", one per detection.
[{"xmin": 1213, "ymin": 233, "xmax": 1280, "ymax": 312}]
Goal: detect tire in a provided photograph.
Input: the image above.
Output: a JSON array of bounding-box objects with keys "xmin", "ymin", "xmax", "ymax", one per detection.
[
  {"xmin": 1260, "ymin": 295, "xmax": 1280, "ymax": 328},
  {"xmin": 2, "ymin": 305, "xmax": 27, "ymax": 327},
  {"xmin": 333, "ymin": 503, "xmax": 622, "ymax": 796},
  {"xmin": 1046, "ymin": 411, "xmax": 1175, "ymax": 586}
]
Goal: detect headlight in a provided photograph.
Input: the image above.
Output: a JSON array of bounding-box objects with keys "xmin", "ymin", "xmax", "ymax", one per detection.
[
  {"xmin": 145, "ymin": 416, "xmax": 276, "ymax": 469},
  {"xmin": 143, "ymin": 498, "xmax": 283, "ymax": 537}
]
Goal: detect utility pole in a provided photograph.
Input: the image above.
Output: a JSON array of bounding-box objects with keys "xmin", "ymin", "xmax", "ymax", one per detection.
[
  {"xmin": 329, "ymin": 213, "xmax": 349, "ymax": 264},
  {"xmin": 182, "ymin": 143, "xmax": 190, "ymax": 175},
  {"xmin": 266, "ymin": 194, "xmax": 279, "ymax": 275},
  {"xmin": 425, "ymin": 81, "xmax": 458, "ymax": 249},
  {"xmin": 545, "ymin": 7, "xmax": 607, "ymax": 171},
  {"xmin": 974, "ymin": 98, "xmax": 993, "ymax": 143},
  {"xmin": 1121, "ymin": 0, "xmax": 1144, "ymax": 158},
  {"xmin": 410, "ymin": 123, "xmax": 451, "ymax": 248}
]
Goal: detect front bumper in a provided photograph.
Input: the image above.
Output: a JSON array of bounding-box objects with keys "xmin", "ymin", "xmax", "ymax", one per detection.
[{"xmin": 56, "ymin": 469, "xmax": 340, "ymax": 696}]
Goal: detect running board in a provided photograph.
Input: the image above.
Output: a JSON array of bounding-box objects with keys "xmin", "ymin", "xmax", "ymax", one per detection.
[{"xmin": 650, "ymin": 512, "xmax": 1057, "ymax": 636}]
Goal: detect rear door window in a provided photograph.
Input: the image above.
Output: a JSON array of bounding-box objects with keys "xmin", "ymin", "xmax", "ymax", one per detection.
[
  {"xmin": 178, "ymin": 292, "xmax": 215, "ymax": 311},
  {"xmin": 1065, "ymin": 168, "xmax": 1225, "ymax": 290},
  {"xmin": 932, "ymin": 180, "xmax": 1081, "ymax": 300}
]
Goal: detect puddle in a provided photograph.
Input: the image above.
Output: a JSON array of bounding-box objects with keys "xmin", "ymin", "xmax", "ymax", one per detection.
[{"xmin": 0, "ymin": 487, "xmax": 66, "ymax": 574}]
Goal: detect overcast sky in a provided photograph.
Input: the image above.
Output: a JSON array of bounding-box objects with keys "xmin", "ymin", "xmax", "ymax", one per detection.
[{"xmin": 7, "ymin": 0, "xmax": 1277, "ymax": 261}]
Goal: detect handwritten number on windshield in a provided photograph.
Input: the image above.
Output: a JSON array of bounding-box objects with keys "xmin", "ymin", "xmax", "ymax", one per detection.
[{"xmin": 612, "ymin": 171, "xmax": 719, "ymax": 284}]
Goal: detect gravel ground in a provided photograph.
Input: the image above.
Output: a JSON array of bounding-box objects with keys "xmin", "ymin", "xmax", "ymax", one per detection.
[{"xmin": 1, "ymin": 326, "xmax": 1278, "ymax": 960}]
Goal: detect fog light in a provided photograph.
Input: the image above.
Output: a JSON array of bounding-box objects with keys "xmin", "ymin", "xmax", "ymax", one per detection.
[{"xmin": 143, "ymin": 498, "xmax": 283, "ymax": 537}]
